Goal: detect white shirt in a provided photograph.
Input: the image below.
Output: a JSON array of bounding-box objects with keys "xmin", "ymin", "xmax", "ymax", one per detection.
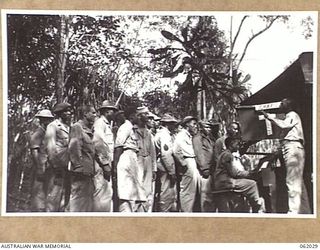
[{"xmin": 269, "ymin": 111, "xmax": 304, "ymax": 143}]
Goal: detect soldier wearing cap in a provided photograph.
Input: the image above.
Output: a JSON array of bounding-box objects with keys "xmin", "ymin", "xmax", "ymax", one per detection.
[
  {"xmin": 146, "ymin": 110, "xmax": 161, "ymax": 211},
  {"xmin": 192, "ymin": 119, "xmax": 219, "ymax": 212},
  {"xmin": 92, "ymin": 100, "xmax": 118, "ymax": 212},
  {"xmin": 114, "ymin": 106, "xmax": 156, "ymax": 212},
  {"xmin": 29, "ymin": 109, "xmax": 54, "ymax": 212},
  {"xmin": 136, "ymin": 107, "xmax": 157, "ymax": 212},
  {"xmin": 45, "ymin": 102, "xmax": 72, "ymax": 212},
  {"xmin": 147, "ymin": 111, "xmax": 161, "ymax": 136},
  {"xmin": 154, "ymin": 113, "xmax": 179, "ymax": 212},
  {"xmin": 173, "ymin": 115, "xmax": 201, "ymax": 212},
  {"xmin": 68, "ymin": 105, "xmax": 97, "ymax": 212}
]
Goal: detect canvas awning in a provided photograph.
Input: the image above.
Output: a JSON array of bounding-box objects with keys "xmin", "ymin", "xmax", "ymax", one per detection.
[{"xmin": 237, "ymin": 52, "xmax": 313, "ymax": 142}]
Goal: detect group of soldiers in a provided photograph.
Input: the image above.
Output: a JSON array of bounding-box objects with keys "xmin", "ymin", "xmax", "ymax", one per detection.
[{"xmin": 28, "ymin": 97, "xmax": 307, "ymax": 214}]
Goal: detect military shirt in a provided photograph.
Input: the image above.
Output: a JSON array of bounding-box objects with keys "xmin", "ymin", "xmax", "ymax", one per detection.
[
  {"xmin": 30, "ymin": 126, "xmax": 48, "ymax": 169},
  {"xmin": 269, "ymin": 111, "xmax": 304, "ymax": 143},
  {"xmin": 93, "ymin": 116, "xmax": 114, "ymax": 167},
  {"xmin": 214, "ymin": 149, "xmax": 250, "ymax": 190},
  {"xmin": 68, "ymin": 120, "xmax": 95, "ymax": 175},
  {"xmin": 192, "ymin": 132, "xmax": 216, "ymax": 173},
  {"xmin": 154, "ymin": 127, "xmax": 175, "ymax": 175},
  {"xmin": 46, "ymin": 119, "xmax": 70, "ymax": 168},
  {"xmin": 173, "ymin": 128, "xmax": 195, "ymax": 167},
  {"xmin": 136, "ymin": 127, "xmax": 157, "ymax": 172},
  {"xmin": 214, "ymin": 135, "xmax": 227, "ymax": 163},
  {"xmin": 115, "ymin": 120, "xmax": 139, "ymax": 151}
]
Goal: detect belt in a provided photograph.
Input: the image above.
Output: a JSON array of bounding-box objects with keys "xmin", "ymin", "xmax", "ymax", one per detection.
[
  {"xmin": 183, "ymin": 156, "xmax": 195, "ymax": 159},
  {"xmin": 137, "ymin": 153, "xmax": 150, "ymax": 157},
  {"xmin": 123, "ymin": 148, "xmax": 138, "ymax": 153},
  {"xmin": 70, "ymin": 171, "xmax": 93, "ymax": 178},
  {"xmin": 281, "ymin": 139, "xmax": 303, "ymax": 144}
]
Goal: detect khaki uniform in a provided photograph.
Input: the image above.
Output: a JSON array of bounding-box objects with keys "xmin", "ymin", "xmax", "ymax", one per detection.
[
  {"xmin": 214, "ymin": 135, "xmax": 227, "ymax": 163},
  {"xmin": 92, "ymin": 116, "xmax": 114, "ymax": 212},
  {"xmin": 214, "ymin": 149, "xmax": 261, "ymax": 210},
  {"xmin": 29, "ymin": 126, "xmax": 47, "ymax": 212},
  {"xmin": 68, "ymin": 120, "xmax": 95, "ymax": 212},
  {"xmin": 115, "ymin": 120, "xmax": 146, "ymax": 212},
  {"xmin": 173, "ymin": 128, "xmax": 201, "ymax": 212},
  {"xmin": 45, "ymin": 119, "xmax": 70, "ymax": 212},
  {"xmin": 136, "ymin": 127, "xmax": 157, "ymax": 212},
  {"xmin": 154, "ymin": 127, "xmax": 177, "ymax": 212},
  {"xmin": 269, "ymin": 111, "xmax": 310, "ymax": 214},
  {"xmin": 193, "ymin": 132, "xmax": 216, "ymax": 212}
]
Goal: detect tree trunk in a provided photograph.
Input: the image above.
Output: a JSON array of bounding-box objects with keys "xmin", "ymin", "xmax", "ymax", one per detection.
[
  {"xmin": 56, "ymin": 15, "xmax": 69, "ymax": 103},
  {"xmin": 202, "ymin": 89, "xmax": 206, "ymax": 120},
  {"xmin": 197, "ymin": 79, "xmax": 202, "ymax": 120}
]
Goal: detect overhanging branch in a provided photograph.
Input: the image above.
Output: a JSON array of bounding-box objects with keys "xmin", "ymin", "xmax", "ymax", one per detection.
[{"xmin": 236, "ymin": 16, "xmax": 280, "ymax": 71}]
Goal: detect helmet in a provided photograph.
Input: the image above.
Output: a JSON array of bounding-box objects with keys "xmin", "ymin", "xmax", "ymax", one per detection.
[{"xmin": 35, "ymin": 109, "xmax": 54, "ymax": 118}]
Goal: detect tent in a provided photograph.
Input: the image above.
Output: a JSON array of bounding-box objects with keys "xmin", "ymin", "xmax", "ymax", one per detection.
[{"xmin": 237, "ymin": 52, "xmax": 314, "ymax": 212}]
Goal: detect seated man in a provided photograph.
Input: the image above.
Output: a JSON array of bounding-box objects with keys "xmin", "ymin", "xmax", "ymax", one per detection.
[{"xmin": 214, "ymin": 136, "xmax": 264, "ymax": 213}]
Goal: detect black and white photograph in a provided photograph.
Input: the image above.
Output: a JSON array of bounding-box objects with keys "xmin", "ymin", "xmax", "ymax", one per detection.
[{"xmin": 2, "ymin": 10, "xmax": 317, "ymax": 217}]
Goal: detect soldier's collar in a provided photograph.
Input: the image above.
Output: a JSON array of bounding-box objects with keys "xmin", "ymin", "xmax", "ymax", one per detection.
[
  {"xmin": 101, "ymin": 115, "xmax": 110, "ymax": 125},
  {"xmin": 55, "ymin": 119, "xmax": 69, "ymax": 131},
  {"xmin": 162, "ymin": 126, "xmax": 172, "ymax": 135},
  {"xmin": 183, "ymin": 128, "xmax": 192, "ymax": 138}
]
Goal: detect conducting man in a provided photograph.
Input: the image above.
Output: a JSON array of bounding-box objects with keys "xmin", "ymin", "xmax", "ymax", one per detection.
[{"xmin": 262, "ymin": 98, "xmax": 310, "ymax": 214}]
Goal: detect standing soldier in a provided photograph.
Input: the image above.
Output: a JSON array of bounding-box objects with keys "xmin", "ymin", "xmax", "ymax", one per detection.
[
  {"xmin": 136, "ymin": 107, "xmax": 157, "ymax": 212},
  {"xmin": 92, "ymin": 100, "xmax": 118, "ymax": 212},
  {"xmin": 262, "ymin": 98, "xmax": 310, "ymax": 214},
  {"xmin": 114, "ymin": 108, "xmax": 143, "ymax": 212},
  {"xmin": 68, "ymin": 105, "xmax": 97, "ymax": 212},
  {"xmin": 29, "ymin": 110, "xmax": 54, "ymax": 212},
  {"xmin": 46, "ymin": 103, "xmax": 72, "ymax": 212},
  {"xmin": 146, "ymin": 111, "xmax": 161, "ymax": 212},
  {"xmin": 192, "ymin": 120, "xmax": 218, "ymax": 212},
  {"xmin": 154, "ymin": 114, "xmax": 178, "ymax": 212},
  {"xmin": 114, "ymin": 106, "xmax": 156, "ymax": 212},
  {"xmin": 147, "ymin": 112, "xmax": 161, "ymax": 136},
  {"xmin": 173, "ymin": 116, "xmax": 201, "ymax": 212}
]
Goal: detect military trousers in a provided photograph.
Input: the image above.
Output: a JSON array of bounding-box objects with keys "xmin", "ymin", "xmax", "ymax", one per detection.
[
  {"xmin": 157, "ymin": 171, "xmax": 178, "ymax": 212},
  {"xmin": 46, "ymin": 167, "xmax": 70, "ymax": 212},
  {"xmin": 179, "ymin": 158, "xmax": 202, "ymax": 212},
  {"xmin": 281, "ymin": 141, "xmax": 306, "ymax": 214},
  {"xmin": 30, "ymin": 176, "xmax": 47, "ymax": 212},
  {"xmin": 69, "ymin": 173, "xmax": 94, "ymax": 212},
  {"xmin": 119, "ymin": 199, "xmax": 148, "ymax": 212},
  {"xmin": 137, "ymin": 155, "xmax": 154, "ymax": 212},
  {"xmin": 200, "ymin": 176, "xmax": 216, "ymax": 212},
  {"xmin": 92, "ymin": 164, "xmax": 113, "ymax": 212},
  {"xmin": 233, "ymin": 178, "xmax": 262, "ymax": 212}
]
